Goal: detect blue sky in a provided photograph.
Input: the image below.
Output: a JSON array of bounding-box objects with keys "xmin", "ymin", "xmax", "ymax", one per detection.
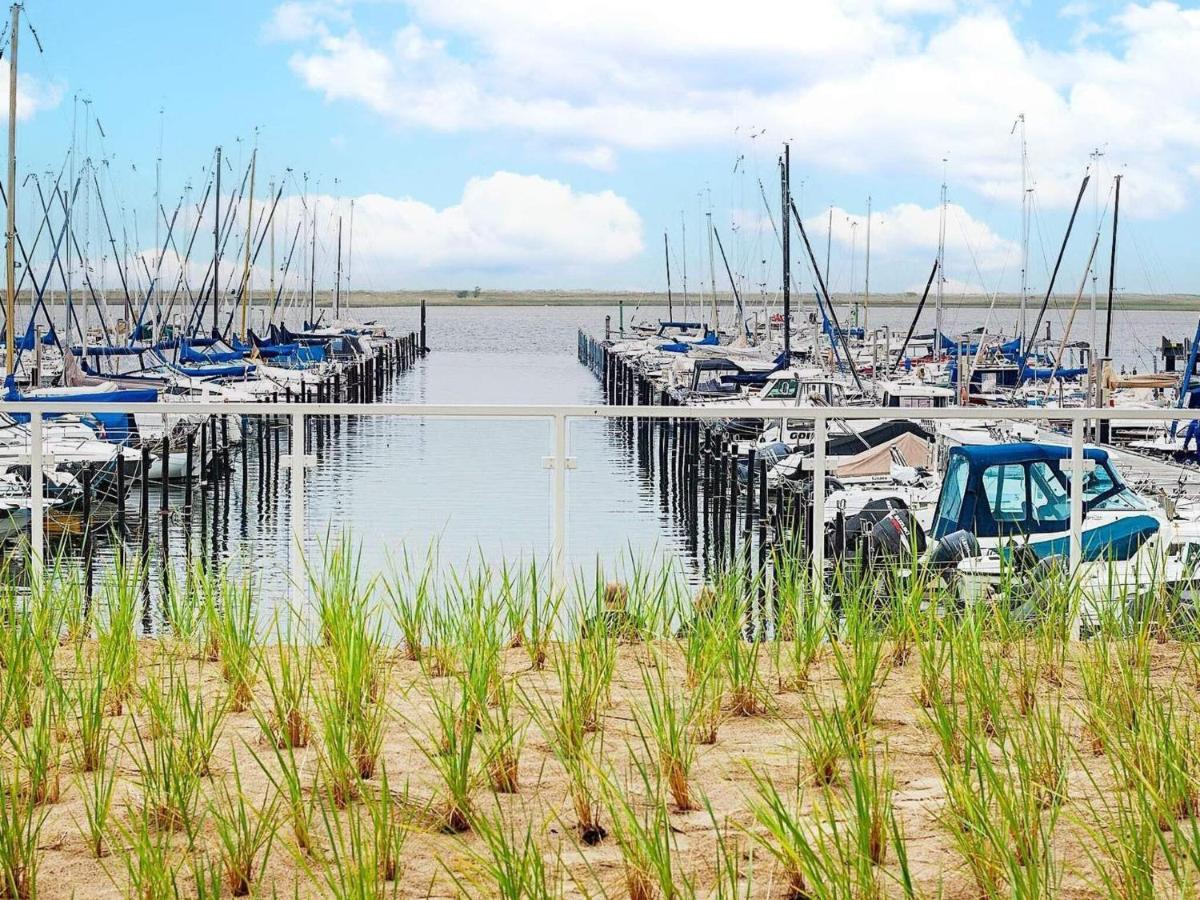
[{"xmin": 9, "ymin": 0, "xmax": 1200, "ymax": 295}]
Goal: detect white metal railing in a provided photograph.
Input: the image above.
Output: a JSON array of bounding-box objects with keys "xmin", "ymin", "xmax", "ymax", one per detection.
[{"xmin": 5, "ymin": 400, "xmax": 1200, "ymax": 613}]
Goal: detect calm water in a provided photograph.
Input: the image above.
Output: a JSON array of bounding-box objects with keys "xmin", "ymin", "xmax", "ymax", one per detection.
[{"xmin": 38, "ymin": 300, "xmax": 1198, "ymax": 619}]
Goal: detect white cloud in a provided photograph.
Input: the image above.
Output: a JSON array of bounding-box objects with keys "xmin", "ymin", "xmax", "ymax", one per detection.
[
  {"xmin": 806, "ymin": 202, "xmax": 1019, "ymax": 271},
  {"xmin": 101, "ymin": 171, "xmax": 642, "ymax": 293},
  {"xmin": 0, "ymin": 72, "xmax": 65, "ymax": 122},
  {"xmin": 273, "ymin": 1, "xmax": 1200, "ymax": 218},
  {"xmin": 559, "ymin": 146, "xmax": 616, "ymax": 171}
]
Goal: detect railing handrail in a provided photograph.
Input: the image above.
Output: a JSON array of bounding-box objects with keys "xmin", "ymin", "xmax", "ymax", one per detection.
[
  {"xmin": 2, "ymin": 399, "xmax": 1200, "ymax": 422},
  {"xmin": 13, "ymin": 397, "xmax": 1200, "ymax": 640}
]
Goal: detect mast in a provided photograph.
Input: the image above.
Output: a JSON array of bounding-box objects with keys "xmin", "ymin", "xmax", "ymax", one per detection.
[
  {"xmin": 238, "ymin": 148, "xmax": 256, "ymax": 341},
  {"xmin": 662, "ymin": 230, "xmax": 673, "ymax": 321},
  {"xmin": 706, "ymin": 208, "xmax": 717, "ymax": 333},
  {"xmin": 824, "ymin": 205, "xmax": 832, "ymax": 291},
  {"xmin": 1104, "ymin": 175, "xmax": 1121, "ymax": 359},
  {"xmin": 4, "ymin": 3, "xmax": 16, "ymax": 376},
  {"xmin": 935, "ymin": 160, "xmax": 947, "ymax": 358},
  {"xmin": 1089, "ymin": 146, "xmax": 1104, "ymax": 353},
  {"xmin": 1013, "ymin": 114, "xmax": 1029, "ymax": 346},
  {"xmin": 863, "ymin": 195, "xmax": 871, "ymax": 331},
  {"xmin": 212, "ymin": 145, "xmax": 221, "ymax": 334},
  {"xmin": 346, "ymin": 198, "xmax": 354, "ymax": 311},
  {"xmin": 334, "ymin": 215, "xmax": 342, "ymax": 319},
  {"xmin": 308, "ymin": 193, "xmax": 317, "ymax": 324},
  {"xmin": 679, "ymin": 212, "xmax": 688, "ymax": 319},
  {"xmin": 781, "ymin": 144, "xmax": 791, "ymax": 356},
  {"xmin": 268, "ymin": 178, "xmax": 274, "ymax": 322}
]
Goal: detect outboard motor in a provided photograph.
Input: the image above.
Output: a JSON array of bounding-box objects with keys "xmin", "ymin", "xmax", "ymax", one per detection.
[
  {"xmin": 864, "ymin": 508, "xmax": 927, "ymax": 566},
  {"xmin": 928, "ymin": 529, "xmax": 980, "ymax": 573}
]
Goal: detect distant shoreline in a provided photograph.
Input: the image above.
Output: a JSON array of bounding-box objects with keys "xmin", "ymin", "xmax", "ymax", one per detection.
[{"xmin": 19, "ymin": 289, "xmax": 1200, "ymax": 312}]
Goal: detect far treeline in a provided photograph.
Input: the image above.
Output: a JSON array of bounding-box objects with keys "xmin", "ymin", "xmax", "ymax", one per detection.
[{"xmin": 18, "ymin": 288, "xmax": 1200, "ymax": 311}]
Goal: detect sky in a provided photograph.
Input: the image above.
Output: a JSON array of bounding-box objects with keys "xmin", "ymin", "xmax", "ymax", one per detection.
[{"xmin": 6, "ymin": 0, "xmax": 1200, "ymax": 296}]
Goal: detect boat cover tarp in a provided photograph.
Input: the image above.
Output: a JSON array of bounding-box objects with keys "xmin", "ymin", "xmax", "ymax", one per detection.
[
  {"xmin": 825, "ymin": 420, "xmax": 932, "ymax": 457},
  {"xmin": 1, "ymin": 382, "xmax": 158, "ymax": 444},
  {"xmin": 833, "ymin": 432, "xmax": 932, "ymax": 478}
]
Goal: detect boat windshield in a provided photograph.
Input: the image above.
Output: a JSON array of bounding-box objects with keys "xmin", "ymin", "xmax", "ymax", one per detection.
[
  {"xmin": 1084, "ymin": 462, "xmax": 1150, "ymax": 512},
  {"xmin": 762, "ymin": 379, "xmax": 799, "ymax": 400},
  {"xmin": 933, "ymin": 453, "xmax": 969, "ymax": 534}
]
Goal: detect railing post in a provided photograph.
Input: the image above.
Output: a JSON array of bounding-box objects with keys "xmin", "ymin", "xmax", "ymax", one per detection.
[
  {"xmin": 29, "ymin": 411, "xmax": 44, "ymax": 586},
  {"xmin": 1069, "ymin": 415, "xmax": 1084, "ymax": 640},
  {"xmin": 811, "ymin": 413, "xmax": 826, "ymax": 595},
  {"xmin": 545, "ymin": 412, "xmax": 576, "ymax": 603},
  {"xmin": 286, "ymin": 411, "xmax": 315, "ymax": 608}
]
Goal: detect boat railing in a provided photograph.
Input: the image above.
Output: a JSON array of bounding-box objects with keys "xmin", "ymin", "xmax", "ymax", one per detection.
[{"xmin": 5, "ymin": 400, "xmax": 1200, "ymax": 632}]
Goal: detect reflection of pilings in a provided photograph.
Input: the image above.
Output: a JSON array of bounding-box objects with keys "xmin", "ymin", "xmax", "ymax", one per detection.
[{"xmin": 578, "ymin": 332, "xmax": 780, "ymax": 596}]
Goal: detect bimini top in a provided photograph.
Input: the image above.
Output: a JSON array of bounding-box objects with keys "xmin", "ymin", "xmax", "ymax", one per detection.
[
  {"xmin": 932, "ymin": 441, "xmax": 1121, "ymax": 542},
  {"xmin": 952, "ymin": 442, "xmax": 1108, "ymax": 468}
]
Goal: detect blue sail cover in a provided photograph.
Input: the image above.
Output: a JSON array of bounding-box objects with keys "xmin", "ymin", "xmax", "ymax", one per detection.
[
  {"xmin": 3, "ymin": 385, "xmax": 159, "ymax": 444},
  {"xmin": 659, "ymin": 331, "xmax": 719, "ymax": 353},
  {"xmin": 181, "ymin": 342, "xmax": 245, "ymax": 364}
]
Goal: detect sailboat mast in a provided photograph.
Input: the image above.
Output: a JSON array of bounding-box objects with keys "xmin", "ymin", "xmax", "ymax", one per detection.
[
  {"xmin": 212, "ymin": 145, "xmax": 221, "ymax": 334},
  {"xmin": 239, "ymin": 148, "xmax": 256, "ymax": 341},
  {"xmin": 706, "ymin": 207, "xmax": 718, "ymax": 333},
  {"xmin": 309, "ymin": 194, "xmax": 317, "ymax": 325},
  {"xmin": 334, "ymin": 215, "xmax": 342, "ymax": 320},
  {"xmin": 1015, "ymin": 114, "xmax": 1029, "ymax": 346},
  {"xmin": 4, "ymin": 3, "xmax": 16, "ymax": 376},
  {"xmin": 663, "ymin": 230, "xmax": 673, "ymax": 321},
  {"xmin": 935, "ymin": 160, "xmax": 947, "ymax": 358},
  {"xmin": 346, "ymin": 198, "xmax": 354, "ymax": 310},
  {"xmin": 863, "ymin": 195, "xmax": 871, "ymax": 331},
  {"xmin": 679, "ymin": 212, "xmax": 688, "ymax": 319},
  {"xmin": 1089, "ymin": 146, "xmax": 1104, "ymax": 354},
  {"xmin": 268, "ymin": 178, "xmax": 275, "ymax": 323},
  {"xmin": 1104, "ymin": 175, "xmax": 1121, "ymax": 359},
  {"xmin": 781, "ymin": 143, "xmax": 791, "ymax": 356}
]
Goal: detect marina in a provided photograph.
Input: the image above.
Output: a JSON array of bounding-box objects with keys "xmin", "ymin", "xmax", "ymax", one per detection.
[{"xmin": 4, "ymin": 1, "xmax": 1200, "ymax": 897}]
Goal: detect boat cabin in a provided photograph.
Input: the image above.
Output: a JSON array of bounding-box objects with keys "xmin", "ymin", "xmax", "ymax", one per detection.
[{"xmin": 930, "ymin": 443, "xmax": 1158, "ymax": 560}]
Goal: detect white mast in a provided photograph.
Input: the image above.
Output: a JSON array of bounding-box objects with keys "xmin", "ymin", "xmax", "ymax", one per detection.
[
  {"xmin": 1013, "ymin": 114, "xmax": 1029, "ymax": 346},
  {"xmin": 1089, "ymin": 146, "xmax": 1104, "ymax": 354},
  {"xmin": 679, "ymin": 211, "xmax": 688, "ymax": 320},
  {"xmin": 935, "ymin": 158, "xmax": 947, "ymax": 357},
  {"xmin": 863, "ymin": 195, "xmax": 871, "ymax": 331},
  {"xmin": 706, "ymin": 201, "xmax": 718, "ymax": 334}
]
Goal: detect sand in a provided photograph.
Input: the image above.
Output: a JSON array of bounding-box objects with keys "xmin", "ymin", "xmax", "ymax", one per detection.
[{"xmin": 13, "ymin": 633, "xmax": 1197, "ymax": 899}]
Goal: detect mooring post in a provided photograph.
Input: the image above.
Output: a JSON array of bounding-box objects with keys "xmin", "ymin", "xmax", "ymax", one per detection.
[
  {"xmin": 29, "ymin": 411, "xmax": 44, "ymax": 586},
  {"xmin": 160, "ymin": 435, "xmax": 170, "ymax": 514},
  {"xmin": 1069, "ymin": 415, "xmax": 1084, "ymax": 640},
  {"xmin": 812, "ymin": 415, "xmax": 827, "ymax": 599}
]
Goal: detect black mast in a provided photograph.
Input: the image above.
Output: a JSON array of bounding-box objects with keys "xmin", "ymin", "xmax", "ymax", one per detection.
[
  {"xmin": 1104, "ymin": 174, "xmax": 1121, "ymax": 359},
  {"xmin": 212, "ymin": 145, "xmax": 221, "ymax": 333},
  {"xmin": 789, "ymin": 198, "xmax": 865, "ymax": 393},
  {"xmin": 663, "ymin": 230, "xmax": 673, "ymax": 321},
  {"xmin": 781, "ymin": 143, "xmax": 791, "ymax": 356},
  {"xmin": 1023, "ymin": 174, "xmax": 1089, "ymax": 362},
  {"xmin": 889, "ymin": 259, "xmax": 939, "ymax": 376}
]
